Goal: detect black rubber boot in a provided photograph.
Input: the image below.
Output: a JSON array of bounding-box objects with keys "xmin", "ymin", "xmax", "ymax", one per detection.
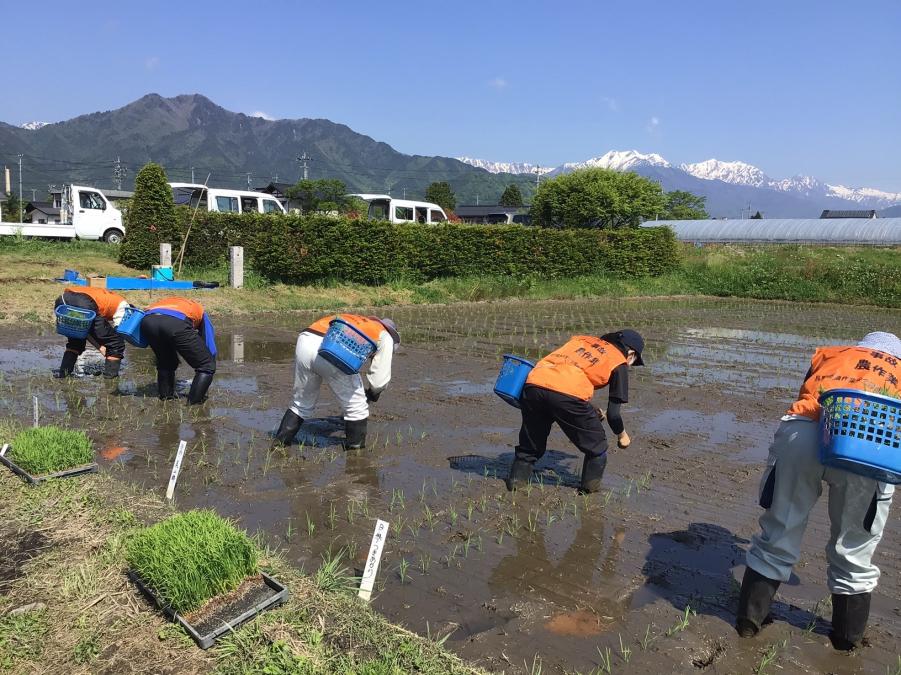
[
  {"xmin": 187, "ymin": 371, "xmax": 214, "ymax": 405},
  {"xmin": 344, "ymin": 418, "xmax": 368, "ymax": 449},
  {"xmin": 55, "ymin": 350, "xmax": 79, "ymax": 379},
  {"xmin": 736, "ymin": 567, "xmax": 781, "ymax": 637},
  {"xmin": 506, "ymin": 458, "xmax": 533, "ymax": 491},
  {"xmin": 829, "ymin": 593, "xmax": 870, "ymax": 650},
  {"xmin": 103, "ymin": 357, "xmax": 122, "ymax": 379},
  {"xmin": 157, "ymin": 370, "xmax": 176, "ymax": 400},
  {"xmin": 578, "ymin": 454, "xmax": 608, "ymax": 494},
  {"xmin": 273, "ymin": 410, "xmax": 303, "ymax": 446}
]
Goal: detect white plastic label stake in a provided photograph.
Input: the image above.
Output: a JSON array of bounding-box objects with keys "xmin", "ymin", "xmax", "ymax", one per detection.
[
  {"xmin": 0, "ymin": 443, "xmax": 8, "ymax": 457},
  {"xmin": 165, "ymin": 440, "xmax": 188, "ymax": 501},
  {"xmin": 358, "ymin": 519, "xmax": 390, "ymax": 601},
  {"xmin": 33, "ymin": 396, "xmax": 39, "ymax": 428}
]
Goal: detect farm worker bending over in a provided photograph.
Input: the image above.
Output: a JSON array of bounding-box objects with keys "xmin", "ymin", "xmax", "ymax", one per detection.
[
  {"xmin": 273, "ymin": 314, "xmax": 400, "ymax": 450},
  {"xmin": 737, "ymin": 332, "xmax": 901, "ymax": 650},
  {"xmin": 140, "ymin": 297, "xmax": 216, "ymax": 404},
  {"xmin": 54, "ymin": 286, "xmax": 128, "ymax": 379},
  {"xmin": 508, "ymin": 329, "xmax": 645, "ymax": 494}
]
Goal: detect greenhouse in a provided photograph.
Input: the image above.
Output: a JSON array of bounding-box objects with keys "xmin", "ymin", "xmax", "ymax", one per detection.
[{"xmin": 645, "ymin": 218, "xmax": 901, "ymax": 245}]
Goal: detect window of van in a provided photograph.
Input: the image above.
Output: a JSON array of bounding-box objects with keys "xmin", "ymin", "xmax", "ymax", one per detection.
[
  {"xmin": 368, "ymin": 200, "xmax": 390, "ymax": 221},
  {"xmin": 262, "ymin": 199, "xmax": 282, "ymax": 213},
  {"xmin": 240, "ymin": 196, "xmax": 259, "ymax": 213},
  {"xmin": 216, "ymin": 196, "xmax": 239, "ymax": 213},
  {"xmin": 394, "ymin": 206, "xmax": 414, "ymax": 221},
  {"xmin": 430, "ymin": 209, "xmax": 446, "ymax": 223}
]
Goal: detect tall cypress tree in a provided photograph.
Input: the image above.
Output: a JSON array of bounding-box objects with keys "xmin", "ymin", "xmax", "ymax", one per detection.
[{"xmin": 118, "ymin": 163, "xmax": 178, "ymax": 269}]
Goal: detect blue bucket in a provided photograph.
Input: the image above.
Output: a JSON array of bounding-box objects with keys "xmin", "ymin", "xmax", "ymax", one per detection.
[
  {"xmin": 318, "ymin": 318, "xmax": 377, "ymax": 375},
  {"xmin": 494, "ymin": 354, "xmax": 535, "ymax": 408},
  {"xmin": 819, "ymin": 388, "xmax": 901, "ymax": 484},
  {"xmin": 116, "ymin": 307, "xmax": 148, "ymax": 348},
  {"xmin": 55, "ymin": 305, "xmax": 96, "ymax": 339}
]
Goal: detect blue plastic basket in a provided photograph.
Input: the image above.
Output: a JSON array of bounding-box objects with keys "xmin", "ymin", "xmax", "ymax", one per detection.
[
  {"xmin": 318, "ymin": 318, "xmax": 377, "ymax": 374},
  {"xmin": 55, "ymin": 305, "xmax": 96, "ymax": 339},
  {"xmin": 819, "ymin": 388, "xmax": 901, "ymax": 484},
  {"xmin": 116, "ymin": 307, "xmax": 148, "ymax": 348},
  {"xmin": 494, "ymin": 354, "xmax": 535, "ymax": 408}
]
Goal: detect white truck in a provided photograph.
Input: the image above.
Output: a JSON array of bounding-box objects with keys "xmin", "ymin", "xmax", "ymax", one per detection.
[{"xmin": 0, "ymin": 185, "xmax": 125, "ymax": 243}]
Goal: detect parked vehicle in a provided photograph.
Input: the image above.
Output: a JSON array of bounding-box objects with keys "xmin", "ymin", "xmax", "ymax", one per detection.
[
  {"xmin": 351, "ymin": 194, "xmax": 448, "ymax": 224},
  {"xmin": 170, "ymin": 183, "xmax": 287, "ymax": 214},
  {"xmin": 0, "ymin": 185, "xmax": 125, "ymax": 243}
]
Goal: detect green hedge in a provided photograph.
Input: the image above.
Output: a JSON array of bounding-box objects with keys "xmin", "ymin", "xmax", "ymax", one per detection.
[{"xmin": 129, "ymin": 211, "xmax": 680, "ymax": 282}]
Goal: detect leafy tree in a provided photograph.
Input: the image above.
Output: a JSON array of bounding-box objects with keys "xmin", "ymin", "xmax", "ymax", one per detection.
[
  {"xmin": 424, "ymin": 181, "xmax": 456, "ymax": 212},
  {"xmin": 499, "ymin": 184, "xmax": 524, "ymax": 207},
  {"xmin": 751, "ymin": 211, "xmax": 764, "ymax": 219},
  {"xmin": 286, "ymin": 179, "xmax": 352, "ymax": 213},
  {"xmin": 530, "ymin": 168, "xmax": 665, "ymax": 228},
  {"xmin": 3, "ymin": 192, "xmax": 22, "ymax": 221},
  {"xmin": 119, "ymin": 163, "xmax": 178, "ymax": 268},
  {"xmin": 662, "ymin": 190, "xmax": 708, "ymax": 220}
]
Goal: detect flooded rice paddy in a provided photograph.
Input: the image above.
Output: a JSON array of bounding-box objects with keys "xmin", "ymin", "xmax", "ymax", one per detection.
[{"xmin": 1, "ymin": 297, "xmax": 899, "ymax": 673}]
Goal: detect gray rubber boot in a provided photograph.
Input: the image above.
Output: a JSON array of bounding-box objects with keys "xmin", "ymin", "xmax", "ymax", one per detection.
[
  {"xmin": 736, "ymin": 567, "xmax": 781, "ymax": 637},
  {"xmin": 829, "ymin": 593, "xmax": 870, "ymax": 650},
  {"xmin": 273, "ymin": 410, "xmax": 303, "ymax": 446},
  {"xmin": 157, "ymin": 370, "xmax": 176, "ymax": 400},
  {"xmin": 103, "ymin": 357, "xmax": 122, "ymax": 379},
  {"xmin": 344, "ymin": 418, "xmax": 368, "ymax": 449},
  {"xmin": 187, "ymin": 371, "xmax": 214, "ymax": 405},
  {"xmin": 506, "ymin": 458, "xmax": 533, "ymax": 491},
  {"xmin": 578, "ymin": 454, "xmax": 608, "ymax": 494}
]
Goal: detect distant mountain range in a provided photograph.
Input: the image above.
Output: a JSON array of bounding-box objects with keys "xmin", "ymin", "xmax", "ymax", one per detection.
[
  {"xmin": 3, "ymin": 95, "xmax": 898, "ymax": 217},
  {"xmin": 1, "ymin": 94, "xmax": 535, "ymax": 204},
  {"xmin": 458, "ymin": 150, "xmax": 901, "ymax": 217}
]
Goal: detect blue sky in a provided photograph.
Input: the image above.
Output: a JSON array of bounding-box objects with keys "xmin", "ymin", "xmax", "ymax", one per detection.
[{"xmin": 5, "ymin": 1, "xmax": 900, "ymax": 190}]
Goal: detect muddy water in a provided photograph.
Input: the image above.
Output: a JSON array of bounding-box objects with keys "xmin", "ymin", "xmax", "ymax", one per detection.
[{"xmin": 2, "ymin": 297, "xmax": 900, "ymax": 674}]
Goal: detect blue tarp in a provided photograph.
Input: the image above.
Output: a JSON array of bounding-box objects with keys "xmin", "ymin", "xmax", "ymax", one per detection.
[{"xmin": 64, "ymin": 277, "xmax": 200, "ymax": 290}]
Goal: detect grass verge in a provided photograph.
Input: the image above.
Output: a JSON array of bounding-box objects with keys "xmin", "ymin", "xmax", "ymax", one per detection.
[
  {"xmin": 0, "ymin": 421, "xmax": 481, "ymax": 674},
  {"xmin": 126, "ymin": 510, "xmax": 259, "ymax": 614},
  {"xmin": 0, "ymin": 239, "xmax": 897, "ymax": 327},
  {"xmin": 8, "ymin": 426, "xmax": 94, "ymax": 476}
]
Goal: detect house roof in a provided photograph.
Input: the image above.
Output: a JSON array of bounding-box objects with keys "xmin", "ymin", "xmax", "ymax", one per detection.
[
  {"xmin": 820, "ymin": 209, "xmax": 877, "ymax": 219},
  {"xmin": 255, "ymin": 182, "xmax": 295, "ymax": 197}
]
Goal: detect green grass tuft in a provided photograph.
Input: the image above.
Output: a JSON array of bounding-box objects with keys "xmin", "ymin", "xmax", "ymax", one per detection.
[
  {"xmin": 126, "ymin": 510, "xmax": 259, "ymax": 614},
  {"xmin": 9, "ymin": 426, "xmax": 94, "ymax": 476}
]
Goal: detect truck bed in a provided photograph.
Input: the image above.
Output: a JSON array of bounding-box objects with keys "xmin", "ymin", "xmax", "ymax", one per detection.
[{"xmin": 0, "ymin": 222, "xmax": 75, "ymax": 238}]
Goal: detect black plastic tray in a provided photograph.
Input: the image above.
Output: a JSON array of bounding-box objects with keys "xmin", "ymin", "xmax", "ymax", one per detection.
[
  {"xmin": 128, "ymin": 571, "xmax": 289, "ymax": 649},
  {"xmin": 0, "ymin": 450, "xmax": 98, "ymax": 484}
]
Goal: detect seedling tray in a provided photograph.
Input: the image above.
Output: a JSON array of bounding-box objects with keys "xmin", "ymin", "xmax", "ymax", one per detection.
[
  {"xmin": 128, "ymin": 571, "xmax": 289, "ymax": 649},
  {"xmin": 0, "ymin": 449, "xmax": 98, "ymax": 484}
]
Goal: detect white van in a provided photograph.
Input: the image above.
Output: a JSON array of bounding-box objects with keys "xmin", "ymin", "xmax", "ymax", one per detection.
[
  {"xmin": 0, "ymin": 184, "xmax": 125, "ymax": 243},
  {"xmin": 170, "ymin": 183, "xmax": 287, "ymax": 215},
  {"xmin": 351, "ymin": 194, "xmax": 448, "ymax": 224}
]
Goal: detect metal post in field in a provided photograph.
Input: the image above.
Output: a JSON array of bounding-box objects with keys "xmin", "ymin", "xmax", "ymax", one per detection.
[
  {"xmin": 229, "ymin": 246, "xmax": 244, "ymax": 289},
  {"xmin": 160, "ymin": 243, "xmax": 172, "ymax": 266}
]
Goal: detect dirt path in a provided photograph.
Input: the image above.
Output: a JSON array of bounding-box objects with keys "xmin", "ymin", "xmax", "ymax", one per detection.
[{"xmin": 1, "ymin": 297, "xmax": 898, "ymax": 673}]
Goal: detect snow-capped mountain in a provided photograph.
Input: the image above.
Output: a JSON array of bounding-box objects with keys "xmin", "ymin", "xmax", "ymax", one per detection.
[
  {"xmin": 681, "ymin": 159, "xmax": 771, "ymax": 187},
  {"xmin": 456, "ymin": 157, "xmax": 551, "ymax": 175},
  {"xmin": 461, "ymin": 148, "xmax": 901, "ymax": 214},
  {"xmin": 20, "ymin": 121, "xmax": 49, "ymax": 130},
  {"xmin": 559, "ymin": 150, "xmax": 670, "ymax": 173}
]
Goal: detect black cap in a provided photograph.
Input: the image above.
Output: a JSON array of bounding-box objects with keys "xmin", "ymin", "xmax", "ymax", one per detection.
[{"xmin": 619, "ymin": 329, "xmax": 645, "ymax": 366}]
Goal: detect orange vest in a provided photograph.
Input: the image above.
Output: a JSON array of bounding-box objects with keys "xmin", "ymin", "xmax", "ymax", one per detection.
[
  {"xmin": 146, "ymin": 297, "xmax": 205, "ymax": 327},
  {"xmin": 526, "ymin": 337, "xmax": 628, "ymax": 401},
  {"xmin": 307, "ymin": 314, "xmax": 384, "ymax": 343},
  {"xmin": 787, "ymin": 345, "xmax": 901, "ymax": 419},
  {"xmin": 65, "ymin": 286, "xmax": 125, "ymax": 321}
]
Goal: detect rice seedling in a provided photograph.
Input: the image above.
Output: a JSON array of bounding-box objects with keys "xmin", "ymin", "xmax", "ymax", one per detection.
[
  {"xmin": 328, "ymin": 503, "xmax": 338, "ymax": 530},
  {"xmin": 755, "ymin": 638, "xmax": 787, "ymax": 675},
  {"xmin": 418, "ymin": 553, "xmax": 432, "ymax": 574},
  {"xmin": 305, "ymin": 512, "xmax": 316, "ymax": 538},
  {"xmin": 595, "ymin": 646, "xmax": 613, "ymax": 673},
  {"xmin": 313, "ymin": 548, "xmax": 356, "ymax": 594},
  {"xmin": 397, "ymin": 558, "xmax": 411, "ymax": 584},
  {"xmin": 126, "ymin": 510, "xmax": 258, "ymax": 614},
  {"xmin": 618, "ymin": 634, "xmax": 631, "ymax": 664},
  {"xmin": 639, "ymin": 624, "xmax": 655, "ymax": 650},
  {"xmin": 666, "ymin": 606, "xmax": 696, "ymax": 636},
  {"xmin": 7, "ymin": 426, "xmax": 93, "ymax": 475}
]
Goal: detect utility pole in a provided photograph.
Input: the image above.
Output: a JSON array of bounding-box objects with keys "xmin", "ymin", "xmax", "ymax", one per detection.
[
  {"xmin": 246, "ymin": 172, "xmax": 253, "ymax": 189},
  {"xmin": 534, "ymin": 165, "xmax": 542, "ymax": 188},
  {"xmin": 296, "ymin": 152, "xmax": 313, "ymax": 181},
  {"xmin": 476, "ymin": 194, "xmax": 479, "ymax": 205},
  {"xmin": 402, "ymin": 187, "xmax": 406, "ymax": 199},
  {"xmin": 113, "ymin": 156, "xmax": 127, "ymax": 191},
  {"xmin": 191, "ymin": 166, "xmax": 195, "ymax": 183},
  {"xmin": 17, "ymin": 154, "xmax": 23, "ymax": 223},
  {"xmin": 31, "ymin": 189, "xmax": 36, "ymax": 201}
]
